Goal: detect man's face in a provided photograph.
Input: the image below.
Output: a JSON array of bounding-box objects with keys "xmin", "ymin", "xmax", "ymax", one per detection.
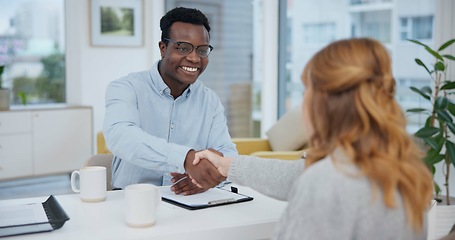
[{"xmin": 159, "ymin": 22, "xmax": 210, "ymax": 89}]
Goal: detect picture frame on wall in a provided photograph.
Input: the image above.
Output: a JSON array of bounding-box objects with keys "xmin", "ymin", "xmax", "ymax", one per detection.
[{"xmin": 90, "ymin": 0, "xmax": 143, "ymax": 47}]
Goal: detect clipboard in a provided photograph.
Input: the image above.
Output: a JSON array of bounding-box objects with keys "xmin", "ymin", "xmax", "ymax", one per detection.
[
  {"xmin": 160, "ymin": 186, "xmax": 253, "ymax": 210},
  {"xmin": 0, "ymin": 195, "xmax": 70, "ymax": 238}
]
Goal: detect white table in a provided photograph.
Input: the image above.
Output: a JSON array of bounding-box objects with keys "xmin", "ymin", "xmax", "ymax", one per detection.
[{"xmin": 0, "ymin": 185, "xmax": 287, "ymax": 240}]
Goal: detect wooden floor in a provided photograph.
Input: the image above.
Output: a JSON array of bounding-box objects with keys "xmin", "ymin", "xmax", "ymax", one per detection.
[{"xmin": 0, "ymin": 174, "xmax": 74, "ymax": 200}]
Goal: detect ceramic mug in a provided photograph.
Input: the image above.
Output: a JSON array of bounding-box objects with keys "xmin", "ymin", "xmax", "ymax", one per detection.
[
  {"xmin": 124, "ymin": 183, "xmax": 160, "ymax": 228},
  {"xmin": 71, "ymin": 166, "xmax": 106, "ymax": 202}
]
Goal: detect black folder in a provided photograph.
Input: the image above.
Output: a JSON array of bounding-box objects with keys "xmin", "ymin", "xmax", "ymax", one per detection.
[{"xmin": 0, "ymin": 195, "xmax": 70, "ymax": 238}]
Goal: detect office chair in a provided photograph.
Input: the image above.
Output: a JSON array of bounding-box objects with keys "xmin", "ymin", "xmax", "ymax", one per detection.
[{"xmin": 84, "ymin": 154, "xmax": 113, "ymax": 191}]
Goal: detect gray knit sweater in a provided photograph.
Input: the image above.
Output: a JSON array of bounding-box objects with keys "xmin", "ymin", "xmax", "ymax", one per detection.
[{"xmin": 228, "ymin": 154, "xmax": 426, "ymax": 240}]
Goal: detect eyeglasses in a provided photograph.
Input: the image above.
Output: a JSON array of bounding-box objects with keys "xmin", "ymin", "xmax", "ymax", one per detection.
[{"xmin": 164, "ymin": 38, "xmax": 213, "ymax": 58}]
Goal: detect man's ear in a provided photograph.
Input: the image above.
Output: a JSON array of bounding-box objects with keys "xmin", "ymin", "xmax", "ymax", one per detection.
[{"xmin": 159, "ymin": 41, "xmax": 166, "ymax": 58}]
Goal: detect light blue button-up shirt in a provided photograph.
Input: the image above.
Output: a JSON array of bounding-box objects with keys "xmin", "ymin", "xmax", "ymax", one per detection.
[{"xmin": 104, "ymin": 61, "xmax": 238, "ymax": 188}]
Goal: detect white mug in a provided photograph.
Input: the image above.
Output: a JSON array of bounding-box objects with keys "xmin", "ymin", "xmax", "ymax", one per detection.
[
  {"xmin": 71, "ymin": 166, "xmax": 106, "ymax": 202},
  {"xmin": 124, "ymin": 183, "xmax": 160, "ymax": 228}
]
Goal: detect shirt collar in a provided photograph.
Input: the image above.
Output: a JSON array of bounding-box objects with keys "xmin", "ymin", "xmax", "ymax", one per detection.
[{"xmin": 152, "ymin": 60, "xmax": 194, "ymax": 98}]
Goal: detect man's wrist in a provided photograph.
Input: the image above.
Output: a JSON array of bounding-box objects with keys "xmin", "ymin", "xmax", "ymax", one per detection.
[{"xmin": 184, "ymin": 149, "xmax": 195, "ymax": 170}]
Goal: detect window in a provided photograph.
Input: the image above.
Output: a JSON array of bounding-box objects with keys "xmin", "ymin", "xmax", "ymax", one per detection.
[
  {"xmin": 279, "ymin": 0, "xmax": 435, "ymax": 131},
  {"xmin": 165, "ymin": 0, "xmax": 259, "ymax": 137},
  {"xmin": 399, "ymin": 16, "xmax": 433, "ymax": 40},
  {"xmin": 303, "ymin": 23, "xmax": 336, "ymax": 44},
  {"xmin": 351, "ymin": 10, "xmax": 391, "ymax": 43},
  {"xmin": 0, "ymin": 0, "xmax": 65, "ymax": 105}
]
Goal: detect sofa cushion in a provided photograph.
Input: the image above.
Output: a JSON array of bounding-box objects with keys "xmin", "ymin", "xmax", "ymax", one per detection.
[{"xmin": 266, "ymin": 105, "xmax": 308, "ymax": 151}]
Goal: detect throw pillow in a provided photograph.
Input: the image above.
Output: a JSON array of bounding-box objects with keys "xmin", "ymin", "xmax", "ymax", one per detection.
[{"xmin": 266, "ymin": 105, "xmax": 308, "ymax": 151}]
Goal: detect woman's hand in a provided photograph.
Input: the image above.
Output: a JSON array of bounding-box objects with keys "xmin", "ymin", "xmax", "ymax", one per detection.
[{"xmin": 193, "ymin": 150, "xmax": 232, "ymax": 177}]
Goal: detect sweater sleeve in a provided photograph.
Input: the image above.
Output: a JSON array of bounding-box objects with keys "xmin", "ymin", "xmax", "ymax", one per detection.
[{"xmin": 228, "ymin": 155, "xmax": 305, "ymax": 201}]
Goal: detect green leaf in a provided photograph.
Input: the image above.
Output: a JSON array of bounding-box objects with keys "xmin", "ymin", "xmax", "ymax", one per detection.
[
  {"xmin": 438, "ymin": 39, "xmax": 455, "ymax": 51},
  {"xmin": 446, "ymin": 141, "xmax": 455, "ymax": 168},
  {"xmin": 425, "ymin": 153, "xmax": 445, "ymax": 165},
  {"xmin": 425, "ymin": 46, "xmax": 444, "ymax": 61},
  {"xmin": 435, "ymin": 96, "xmax": 449, "ymax": 110},
  {"xmin": 424, "ymin": 116, "xmax": 433, "ymax": 127},
  {"xmin": 424, "ymin": 137, "xmax": 439, "ymax": 150},
  {"xmin": 406, "ymin": 108, "xmax": 427, "ymax": 113},
  {"xmin": 434, "ymin": 181, "xmax": 441, "ymax": 195},
  {"xmin": 443, "ymin": 54, "xmax": 455, "ymax": 61},
  {"xmin": 435, "ymin": 109, "xmax": 452, "ymax": 122},
  {"xmin": 448, "ymin": 102, "xmax": 455, "ymax": 115},
  {"xmin": 441, "ymin": 81, "xmax": 455, "ymax": 90},
  {"xmin": 18, "ymin": 92, "xmax": 26, "ymax": 105},
  {"xmin": 448, "ymin": 122, "xmax": 455, "ymax": 135},
  {"xmin": 428, "ymin": 136, "xmax": 445, "ymax": 153},
  {"xmin": 421, "ymin": 86, "xmax": 432, "ymax": 95},
  {"xmin": 414, "ymin": 59, "xmax": 431, "ymax": 75},
  {"xmin": 408, "ymin": 39, "xmax": 430, "ymax": 48},
  {"xmin": 435, "ymin": 61, "xmax": 445, "ymax": 71},
  {"xmin": 410, "ymin": 86, "xmax": 431, "ymax": 101},
  {"xmin": 415, "ymin": 127, "xmax": 439, "ymax": 138},
  {"xmin": 424, "ymin": 137, "xmax": 445, "ymax": 166}
]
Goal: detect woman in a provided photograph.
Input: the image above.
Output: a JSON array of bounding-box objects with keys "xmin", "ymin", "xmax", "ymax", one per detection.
[{"xmin": 194, "ymin": 38, "xmax": 433, "ymax": 239}]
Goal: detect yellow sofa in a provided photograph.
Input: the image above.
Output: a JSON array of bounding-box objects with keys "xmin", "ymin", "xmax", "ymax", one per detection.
[
  {"xmin": 97, "ymin": 132, "xmax": 111, "ymax": 154},
  {"xmin": 97, "ymin": 132, "xmax": 304, "ymax": 160},
  {"xmin": 232, "ymin": 138, "xmax": 304, "ymax": 160}
]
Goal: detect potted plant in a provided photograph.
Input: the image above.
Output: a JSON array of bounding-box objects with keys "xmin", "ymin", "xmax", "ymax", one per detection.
[
  {"xmin": 407, "ymin": 38, "xmax": 455, "ymax": 204},
  {"xmin": 407, "ymin": 38, "xmax": 455, "ymax": 239},
  {"xmin": 0, "ymin": 65, "xmax": 10, "ymax": 110}
]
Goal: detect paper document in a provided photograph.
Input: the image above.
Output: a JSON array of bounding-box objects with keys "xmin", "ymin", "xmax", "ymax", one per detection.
[
  {"xmin": 0, "ymin": 203, "xmax": 51, "ymax": 227},
  {"xmin": 0, "ymin": 195, "xmax": 69, "ymax": 238},
  {"xmin": 160, "ymin": 186, "xmax": 253, "ymax": 210},
  {"xmin": 0, "ymin": 202, "xmax": 53, "ymax": 237}
]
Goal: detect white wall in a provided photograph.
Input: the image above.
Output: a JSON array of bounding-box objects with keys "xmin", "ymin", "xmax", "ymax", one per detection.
[{"xmin": 65, "ymin": 0, "xmax": 163, "ymax": 151}]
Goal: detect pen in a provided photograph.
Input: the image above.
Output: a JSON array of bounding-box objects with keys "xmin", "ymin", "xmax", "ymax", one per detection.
[
  {"xmin": 171, "ymin": 176, "xmax": 188, "ymax": 187},
  {"xmin": 208, "ymin": 198, "xmax": 235, "ymax": 205}
]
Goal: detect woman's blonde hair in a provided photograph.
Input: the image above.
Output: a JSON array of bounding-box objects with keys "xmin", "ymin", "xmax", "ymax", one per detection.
[{"xmin": 302, "ymin": 38, "xmax": 432, "ymax": 230}]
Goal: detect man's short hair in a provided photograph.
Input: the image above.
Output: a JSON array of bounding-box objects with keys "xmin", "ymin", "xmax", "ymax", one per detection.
[{"xmin": 160, "ymin": 7, "xmax": 211, "ymax": 42}]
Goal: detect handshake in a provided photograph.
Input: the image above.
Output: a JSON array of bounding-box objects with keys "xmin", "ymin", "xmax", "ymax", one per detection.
[{"xmin": 170, "ymin": 149, "xmax": 232, "ymax": 196}]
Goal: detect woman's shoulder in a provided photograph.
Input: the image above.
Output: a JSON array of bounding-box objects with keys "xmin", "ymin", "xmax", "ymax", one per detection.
[{"xmin": 302, "ymin": 155, "xmax": 360, "ymax": 181}]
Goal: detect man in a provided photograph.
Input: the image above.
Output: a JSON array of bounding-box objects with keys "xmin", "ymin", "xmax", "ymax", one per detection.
[{"xmin": 103, "ymin": 7, "xmax": 237, "ymax": 195}]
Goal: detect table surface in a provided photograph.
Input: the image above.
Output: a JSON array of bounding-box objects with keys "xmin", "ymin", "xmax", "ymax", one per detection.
[{"xmin": 0, "ymin": 185, "xmax": 287, "ymax": 240}]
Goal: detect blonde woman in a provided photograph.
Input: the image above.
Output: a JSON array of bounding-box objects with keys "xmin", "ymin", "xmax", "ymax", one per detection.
[{"xmin": 194, "ymin": 38, "xmax": 433, "ymax": 239}]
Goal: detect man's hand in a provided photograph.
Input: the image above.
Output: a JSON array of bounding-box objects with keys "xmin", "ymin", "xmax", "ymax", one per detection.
[
  {"xmin": 169, "ymin": 172, "xmax": 205, "ymax": 195},
  {"xmin": 184, "ymin": 149, "xmax": 226, "ymax": 191},
  {"xmin": 193, "ymin": 150, "xmax": 232, "ymax": 177}
]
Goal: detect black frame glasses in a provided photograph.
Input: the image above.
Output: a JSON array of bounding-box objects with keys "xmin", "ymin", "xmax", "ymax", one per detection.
[{"xmin": 164, "ymin": 38, "xmax": 213, "ymax": 58}]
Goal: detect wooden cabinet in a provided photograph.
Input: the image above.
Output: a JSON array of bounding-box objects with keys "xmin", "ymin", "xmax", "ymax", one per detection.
[{"xmin": 0, "ymin": 106, "xmax": 93, "ymax": 180}]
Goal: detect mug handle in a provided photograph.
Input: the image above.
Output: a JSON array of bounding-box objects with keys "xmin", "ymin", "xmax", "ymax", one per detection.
[{"xmin": 70, "ymin": 170, "xmax": 80, "ymax": 193}]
